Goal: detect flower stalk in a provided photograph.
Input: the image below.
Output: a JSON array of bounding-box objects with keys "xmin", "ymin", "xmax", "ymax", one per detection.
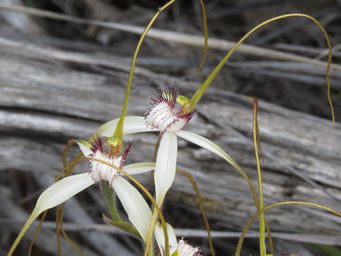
[
  {"xmin": 235, "ymin": 201, "xmax": 341, "ymax": 256},
  {"xmin": 176, "ymin": 167, "xmax": 215, "ymax": 256},
  {"xmin": 252, "ymin": 99, "xmax": 267, "ymax": 256},
  {"xmin": 113, "ymin": 0, "xmax": 208, "ymax": 144},
  {"xmin": 113, "ymin": 0, "xmax": 177, "ymax": 145}
]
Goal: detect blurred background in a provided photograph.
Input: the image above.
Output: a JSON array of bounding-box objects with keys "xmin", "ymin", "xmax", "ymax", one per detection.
[{"xmin": 0, "ymin": 0, "xmax": 341, "ymax": 255}]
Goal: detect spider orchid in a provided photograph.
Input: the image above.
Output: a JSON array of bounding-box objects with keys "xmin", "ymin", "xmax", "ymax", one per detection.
[
  {"xmin": 8, "ymin": 135, "xmax": 156, "ymax": 256},
  {"xmin": 99, "ymin": 87, "xmax": 242, "ymax": 206},
  {"xmin": 106, "ymin": 12, "xmax": 334, "ymax": 207},
  {"xmin": 154, "ymin": 222, "xmax": 202, "ymax": 256}
]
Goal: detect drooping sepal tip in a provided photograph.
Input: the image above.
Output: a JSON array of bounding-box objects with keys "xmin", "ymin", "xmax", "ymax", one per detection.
[{"xmin": 188, "ymin": 14, "xmax": 336, "ymax": 125}]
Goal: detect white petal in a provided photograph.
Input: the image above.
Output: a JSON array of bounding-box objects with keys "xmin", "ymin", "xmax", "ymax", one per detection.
[
  {"xmin": 123, "ymin": 162, "xmax": 156, "ymax": 175},
  {"xmin": 8, "ymin": 173, "xmax": 95, "ymax": 256},
  {"xmin": 75, "ymin": 139, "xmax": 93, "ymax": 156},
  {"xmin": 112, "ymin": 176, "xmax": 152, "ymax": 241},
  {"xmin": 155, "ymin": 132, "xmax": 178, "ymax": 204},
  {"xmin": 154, "ymin": 222, "xmax": 178, "ymax": 255},
  {"xmin": 98, "ymin": 116, "xmax": 157, "ymax": 137},
  {"xmin": 36, "ymin": 173, "xmax": 96, "ymax": 211},
  {"xmin": 175, "ymin": 130, "xmax": 241, "ymax": 171}
]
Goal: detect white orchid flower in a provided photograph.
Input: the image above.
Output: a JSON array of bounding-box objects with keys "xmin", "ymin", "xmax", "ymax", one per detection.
[
  {"xmin": 8, "ymin": 135, "xmax": 156, "ymax": 256},
  {"xmin": 99, "ymin": 87, "xmax": 243, "ymax": 206},
  {"xmin": 155, "ymin": 222, "xmax": 202, "ymax": 256}
]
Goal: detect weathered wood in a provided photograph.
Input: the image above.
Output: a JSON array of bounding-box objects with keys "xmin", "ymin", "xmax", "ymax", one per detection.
[
  {"xmin": 0, "ymin": 186, "xmax": 98, "ymax": 256},
  {"xmin": 0, "ymin": 29, "xmax": 340, "ymax": 254}
]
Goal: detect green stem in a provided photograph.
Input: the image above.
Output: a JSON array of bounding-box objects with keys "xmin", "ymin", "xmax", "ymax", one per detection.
[
  {"xmin": 176, "ymin": 168, "xmax": 215, "ymax": 256},
  {"xmin": 235, "ymin": 201, "xmax": 341, "ymax": 256},
  {"xmin": 113, "ymin": 0, "xmax": 176, "ymax": 141},
  {"xmin": 114, "ymin": 0, "xmax": 210, "ymax": 141},
  {"xmin": 252, "ymin": 100, "xmax": 266, "ymax": 256},
  {"xmin": 8, "ymin": 212, "xmax": 39, "ymax": 256},
  {"xmin": 197, "ymin": 0, "xmax": 208, "ymax": 71},
  {"xmin": 145, "ymin": 208, "xmax": 160, "ymax": 256},
  {"xmin": 8, "ymin": 157, "xmax": 170, "ymax": 256}
]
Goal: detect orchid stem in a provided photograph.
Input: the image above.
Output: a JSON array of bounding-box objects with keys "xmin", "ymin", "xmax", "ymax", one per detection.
[
  {"xmin": 197, "ymin": 0, "xmax": 208, "ymax": 71},
  {"xmin": 235, "ymin": 201, "xmax": 341, "ymax": 256},
  {"xmin": 145, "ymin": 208, "xmax": 160, "ymax": 256},
  {"xmin": 176, "ymin": 167, "xmax": 215, "ymax": 256},
  {"xmin": 8, "ymin": 212, "xmax": 39, "ymax": 256},
  {"xmin": 8, "ymin": 157, "xmax": 170, "ymax": 256},
  {"xmin": 252, "ymin": 99, "xmax": 267, "ymax": 256},
  {"xmin": 114, "ymin": 0, "xmax": 209, "ymax": 142},
  {"xmin": 113, "ymin": 0, "xmax": 176, "ymax": 142}
]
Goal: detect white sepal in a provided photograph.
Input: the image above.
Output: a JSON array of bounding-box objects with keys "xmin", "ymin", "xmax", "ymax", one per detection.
[
  {"xmin": 99, "ymin": 116, "xmax": 156, "ymax": 137},
  {"xmin": 175, "ymin": 130, "xmax": 241, "ymax": 172},
  {"xmin": 8, "ymin": 173, "xmax": 95, "ymax": 256},
  {"xmin": 123, "ymin": 162, "xmax": 156, "ymax": 175},
  {"xmin": 36, "ymin": 173, "xmax": 96, "ymax": 211},
  {"xmin": 112, "ymin": 176, "xmax": 152, "ymax": 241},
  {"xmin": 75, "ymin": 139, "xmax": 93, "ymax": 156},
  {"xmin": 154, "ymin": 222, "xmax": 178, "ymax": 255},
  {"xmin": 154, "ymin": 132, "xmax": 178, "ymax": 204}
]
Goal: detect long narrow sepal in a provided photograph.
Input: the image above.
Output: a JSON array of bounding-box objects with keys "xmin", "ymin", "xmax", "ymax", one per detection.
[
  {"xmin": 175, "ymin": 130, "xmax": 241, "ymax": 172},
  {"xmin": 98, "ymin": 116, "xmax": 156, "ymax": 137},
  {"xmin": 123, "ymin": 162, "xmax": 156, "ymax": 175},
  {"xmin": 7, "ymin": 173, "xmax": 95, "ymax": 256},
  {"xmin": 36, "ymin": 173, "xmax": 95, "ymax": 210},
  {"xmin": 112, "ymin": 176, "xmax": 152, "ymax": 241},
  {"xmin": 176, "ymin": 130, "xmax": 262, "ymax": 204},
  {"xmin": 154, "ymin": 132, "xmax": 178, "ymax": 205},
  {"xmin": 188, "ymin": 14, "xmax": 335, "ymax": 125}
]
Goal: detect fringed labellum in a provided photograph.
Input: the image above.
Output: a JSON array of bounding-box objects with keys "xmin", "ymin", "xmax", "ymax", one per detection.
[
  {"xmin": 88, "ymin": 136, "xmax": 133, "ymax": 186},
  {"xmin": 145, "ymin": 87, "xmax": 197, "ymax": 134}
]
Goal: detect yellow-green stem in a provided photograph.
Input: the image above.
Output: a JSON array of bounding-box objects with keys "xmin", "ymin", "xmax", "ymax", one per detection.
[
  {"xmin": 28, "ymin": 211, "xmax": 47, "ymax": 256},
  {"xmin": 113, "ymin": 0, "xmax": 176, "ymax": 141},
  {"xmin": 114, "ymin": 0, "xmax": 209, "ymax": 141},
  {"xmin": 84, "ymin": 157, "xmax": 170, "ymax": 256},
  {"xmin": 189, "ymin": 14, "xmax": 335, "ymax": 125},
  {"xmin": 252, "ymin": 99, "xmax": 266, "ymax": 256},
  {"xmin": 145, "ymin": 208, "xmax": 160, "ymax": 256},
  {"xmin": 8, "ymin": 157, "xmax": 169, "ymax": 256},
  {"xmin": 197, "ymin": 0, "xmax": 208, "ymax": 71},
  {"xmin": 176, "ymin": 168, "xmax": 215, "ymax": 256},
  {"xmin": 235, "ymin": 201, "xmax": 341, "ymax": 256},
  {"xmin": 210, "ymin": 141, "xmax": 274, "ymax": 253},
  {"xmin": 8, "ymin": 213, "xmax": 38, "ymax": 256}
]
